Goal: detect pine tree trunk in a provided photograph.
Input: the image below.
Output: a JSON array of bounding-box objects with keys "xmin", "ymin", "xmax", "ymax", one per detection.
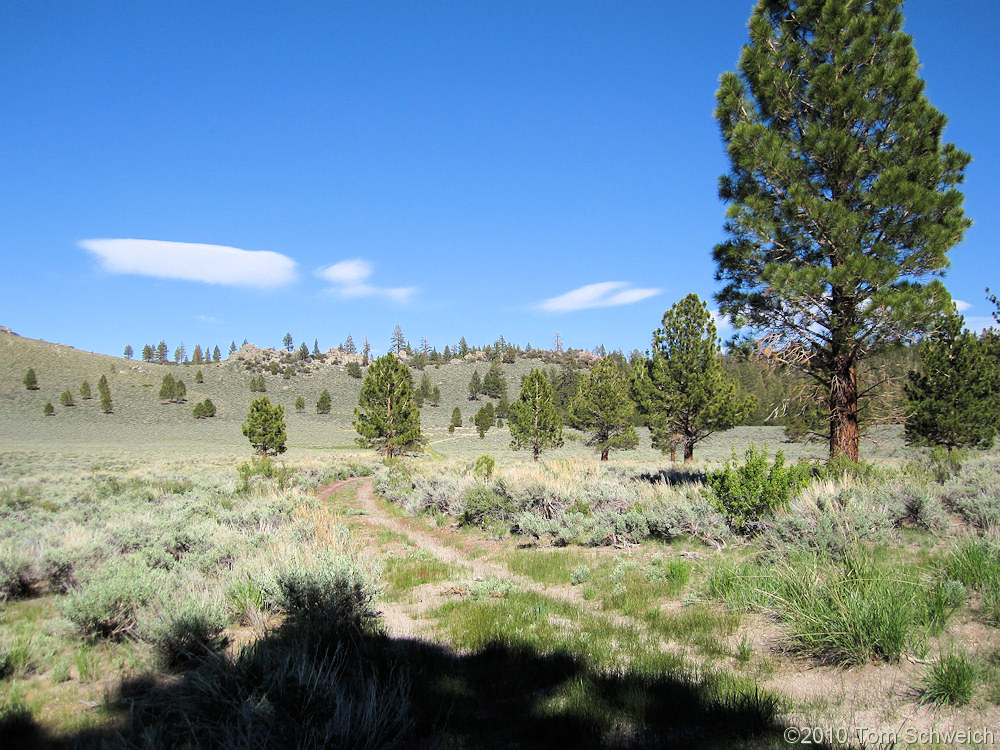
[
  {"xmin": 683, "ymin": 439, "xmax": 694, "ymax": 462},
  {"xmin": 600, "ymin": 448, "xmax": 609, "ymax": 461},
  {"xmin": 829, "ymin": 357, "xmax": 859, "ymax": 461},
  {"xmin": 533, "ymin": 444, "xmax": 540, "ymax": 462}
]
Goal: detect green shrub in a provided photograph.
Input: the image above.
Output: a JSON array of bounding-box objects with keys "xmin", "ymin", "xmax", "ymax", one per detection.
[
  {"xmin": 236, "ymin": 457, "xmax": 296, "ymax": 495},
  {"xmin": 921, "ymin": 649, "xmax": 979, "ymax": 706},
  {"xmin": 272, "ymin": 553, "xmax": 381, "ymax": 636},
  {"xmin": 570, "ymin": 565, "xmax": 591, "ymax": 585},
  {"xmin": 61, "ymin": 560, "xmax": 166, "ymax": 640},
  {"xmin": 706, "ymin": 445, "xmax": 808, "ymax": 533},
  {"xmin": 0, "ymin": 549, "xmax": 37, "ymax": 602},
  {"xmin": 146, "ymin": 599, "xmax": 228, "ymax": 668},
  {"xmin": 459, "ymin": 486, "xmax": 515, "ymax": 530},
  {"xmin": 472, "ymin": 454, "xmax": 496, "ymax": 482},
  {"xmin": 226, "ymin": 574, "xmax": 269, "ymax": 625}
]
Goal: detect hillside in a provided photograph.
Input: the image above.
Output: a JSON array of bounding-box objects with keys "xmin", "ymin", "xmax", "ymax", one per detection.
[{"xmin": 5, "ymin": 329, "xmax": 913, "ymax": 464}]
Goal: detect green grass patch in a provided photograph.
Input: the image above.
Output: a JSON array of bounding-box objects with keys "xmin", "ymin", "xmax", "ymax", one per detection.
[
  {"xmin": 504, "ymin": 548, "xmax": 586, "ymax": 586},
  {"xmin": 383, "ymin": 550, "xmax": 457, "ymax": 597}
]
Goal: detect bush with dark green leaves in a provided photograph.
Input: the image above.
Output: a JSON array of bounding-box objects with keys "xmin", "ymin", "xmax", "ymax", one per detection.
[{"xmin": 459, "ymin": 486, "xmax": 515, "ymax": 530}]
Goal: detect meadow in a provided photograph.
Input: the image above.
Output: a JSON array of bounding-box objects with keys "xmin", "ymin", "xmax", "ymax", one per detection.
[{"xmin": 2, "ymin": 330, "xmax": 999, "ymax": 748}]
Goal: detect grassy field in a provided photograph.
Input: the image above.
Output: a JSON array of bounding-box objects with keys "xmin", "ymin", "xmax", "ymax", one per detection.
[{"xmin": 3, "ymin": 330, "xmax": 999, "ymax": 748}]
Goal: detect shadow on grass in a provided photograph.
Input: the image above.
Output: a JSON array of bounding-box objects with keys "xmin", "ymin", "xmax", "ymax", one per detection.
[
  {"xmin": 3, "ymin": 614, "xmax": 825, "ymax": 750},
  {"xmin": 635, "ymin": 468, "xmax": 707, "ymax": 487}
]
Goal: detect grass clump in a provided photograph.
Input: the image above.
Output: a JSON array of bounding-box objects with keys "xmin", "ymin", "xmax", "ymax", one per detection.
[
  {"xmin": 921, "ymin": 648, "xmax": 980, "ymax": 706},
  {"xmin": 236, "ymin": 456, "xmax": 297, "ymax": 495}
]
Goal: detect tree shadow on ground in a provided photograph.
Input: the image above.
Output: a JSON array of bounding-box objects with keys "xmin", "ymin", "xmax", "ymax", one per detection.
[{"xmin": 3, "ymin": 612, "xmax": 828, "ymax": 750}]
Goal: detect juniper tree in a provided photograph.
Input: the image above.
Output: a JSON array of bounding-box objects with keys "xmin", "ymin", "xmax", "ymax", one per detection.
[
  {"xmin": 571, "ymin": 358, "xmax": 639, "ymax": 461},
  {"xmin": 419, "ymin": 372, "xmax": 432, "ymax": 401},
  {"xmin": 202, "ymin": 398, "xmax": 216, "ymax": 417},
  {"xmin": 98, "ymin": 375, "xmax": 112, "ymax": 413},
  {"xmin": 449, "ymin": 407, "xmax": 463, "ymax": 432},
  {"xmin": 295, "ymin": 396, "xmax": 306, "ymax": 413},
  {"xmin": 353, "ymin": 353, "xmax": 424, "ymax": 458},
  {"xmin": 174, "ymin": 380, "xmax": 186, "ymax": 402},
  {"xmin": 23, "ymin": 369, "xmax": 38, "ymax": 391},
  {"xmin": 159, "ymin": 374, "xmax": 177, "ymax": 402},
  {"xmin": 346, "ymin": 361, "xmax": 363, "ymax": 379},
  {"xmin": 904, "ymin": 312, "xmax": 999, "ymax": 450},
  {"xmin": 80, "ymin": 380, "xmax": 92, "ymax": 400},
  {"xmin": 468, "ymin": 370, "xmax": 482, "ymax": 401},
  {"xmin": 474, "ymin": 403, "xmax": 495, "ymax": 438},
  {"xmin": 509, "ymin": 370, "xmax": 563, "ymax": 461},
  {"xmin": 316, "ymin": 389, "xmax": 332, "ymax": 415},
  {"xmin": 43, "ymin": 401, "xmax": 55, "ymax": 416},
  {"xmin": 242, "ymin": 397, "xmax": 287, "ymax": 458},
  {"xmin": 195, "ymin": 370, "xmax": 204, "ymax": 384},
  {"xmin": 483, "ymin": 362, "xmax": 507, "ymax": 400},
  {"xmin": 60, "ymin": 390, "xmax": 75, "ymax": 407},
  {"xmin": 714, "ymin": 0, "xmax": 971, "ymax": 461},
  {"xmin": 637, "ymin": 294, "xmax": 754, "ymax": 462},
  {"xmin": 430, "ymin": 386, "xmax": 441, "ymax": 407}
]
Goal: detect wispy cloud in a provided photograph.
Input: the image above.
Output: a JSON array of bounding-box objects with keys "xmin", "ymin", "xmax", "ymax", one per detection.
[
  {"xmin": 196, "ymin": 314, "xmax": 221, "ymax": 324},
  {"xmin": 316, "ymin": 259, "xmax": 416, "ymax": 303},
  {"xmin": 79, "ymin": 239, "xmax": 297, "ymax": 288},
  {"xmin": 954, "ymin": 299, "xmax": 972, "ymax": 312},
  {"xmin": 536, "ymin": 281, "xmax": 660, "ymax": 313}
]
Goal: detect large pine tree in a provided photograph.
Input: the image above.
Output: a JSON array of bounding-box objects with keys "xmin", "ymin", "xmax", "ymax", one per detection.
[
  {"xmin": 638, "ymin": 294, "xmax": 753, "ymax": 462},
  {"xmin": 713, "ymin": 0, "xmax": 971, "ymax": 461},
  {"xmin": 242, "ymin": 397, "xmax": 287, "ymax": 457},
  {"xmin": 509, "ymin": 370, "xmax": 563, "ymax": 462},
  {"xmin": 571, "ymin": 358, "xmax": 638, "ymax": 461},
  {"xmin": 353, "ymin": 353, "xmax": 424, "ymax": 458}
]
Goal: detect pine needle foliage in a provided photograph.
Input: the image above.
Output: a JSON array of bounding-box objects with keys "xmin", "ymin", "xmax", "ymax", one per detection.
[
  {"xmin": 570, "ymin": 358, "xmax": 638, "ymax": 461},
  {"xmin": 353, "ymin": 353, "xmax": 424, "ymax": 458},
  {"xmin": 713, "ymin": 0, "xmax": 972, "ymax": 461},
  {"xmin": 509, "ymin": 369, "xmax": 563, "ymax": 461},
  {"xmin": 905, "ymin": 312, "xmax": 999, "ymax": 450},
  {"xmin": 242, "ymin": 397, "xmax": 287, "ymax": 458}
]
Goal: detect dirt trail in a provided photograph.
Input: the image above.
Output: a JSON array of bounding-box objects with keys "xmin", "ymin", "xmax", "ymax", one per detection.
[{"xmin": 316, "ymin": 478, "xmax": 642, "ymax": 636}]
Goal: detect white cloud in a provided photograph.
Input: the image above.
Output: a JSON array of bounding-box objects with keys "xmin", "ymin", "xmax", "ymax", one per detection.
[
  {"xmin": 954, "ymin": 299, "xmax": 972, "ymax": 312},
  {"xmin": 196, "ymin": 314, "xmax": 221, "ymax": 324},
  {"xmin": 536, "ymin": 281, "xmax": 660, "ymax": 313},
  {"xmin": 316, "ymin": 259, "xmax": 416, "ymax": 303},
  {"xmin": 80, "ymin": 239, "xmax": 297, "ymax": 288}
]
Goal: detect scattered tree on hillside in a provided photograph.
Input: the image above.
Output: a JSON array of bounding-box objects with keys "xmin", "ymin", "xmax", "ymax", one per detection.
[
  {"xmin": 474, "ymin": 403, "xmax": 496, "ymax": 438},
  {"xmin": 429, "ymin": 386, "xmax": 441, "ymax": 407},
  {"xmin": 156, "ymin": 341, "xmax": 168, "ymax": 363},
  {"xmin": 295, "ymin": 396, "xmax": 305, "ymax": 413},
  {"xmin": 193, "ymin": 399, "xmax": 216, "ymax": 419},
  {"xmin": 904, "ymin": 312, "xmax": 1000, "ymax": 450},
  {"xmin": 483, "ymin": 362, "xmax": 507, "ymax": 400},
  {"xmin": 509, "ymin": 370, "xmax": 563, "ymax": 462},
  {"xmin": 343, "ymin": 334, "xmax": 356, "ymax": 354},
  {"xmin": 43, "ymin": 401, "xmax": 55, "ymax": 416},
  {"xmin": 449, "ymin": 407, "xmax": 463, "ymax": 433},
  {"xmin": 637, "ymin": 294, "xmax": 754, "ymax": 462},
  {"xmin": 713, "ymin": 0, "xmax": 972, "ymax": 461},
  {"xmin": 213, "ymin": 345, "xmax": 222, "ymax": 362},
  {"xmin": 123, "ymin": 344, "xmax": 134, "ymax": 359},
  {"xmin": 98, "ymin": 375, "xmax": 112, "ymax": 414},
  {"xmin": 468, "ymin": 370, "xmax": 482, "ymax": 401},
  {"xmin": 60, "ymin": 390, "xmax": 75, "ymax": 407},
  {"xmin": 346, "ymin": 361, "xmax": 363, "ymax": 379},
  {"xmin": 175, "ymin": 380, "xmax": 186, "ymax": 402},
  {"xmin": 175, "ymin": 343, "xmax": 186, "ymax": 364},
  {"xmin": 159, "ymin": 374, "xmax": 178, "ymax": 402},
  {"xmin": 391, "ymin": 325, "xmax": 406, "ymax": 355},
  {"xmin": 298, "ymin": 342, "xmax": 310, "ymax": 361},
  {"xmin": 142, "ymin": 345, "xmax": 154, "ymax": 362},
  {"xmin": 229, "ymin": 342, "xmax": 237, "ymax": 356},
  {"xmin": 570, "ymin": 358, "xmax": 639, "ymax": 461},
  {"xmin": 195, "ymin": 370, "xmax": 204, "ymax": 384},
  {"xmin": 458, "ymin": 337, "xmax": 469, "ymax": 357},
  {"xmin": 242, "ymin": 397, "xmax": 287, "ymax": 458},
  {"xmin": 419, "ymin": 372, "xmax": 433, "ymax": 402},
  {"xmin": 23, "ymin": 369, "xmax": 38, "ymax": 391},
  {"xmin": 192, "ymin": 345, "xmax": 203, "ymax": 364},
  {"xmin": 283, "ymin": 333, "xmax": 294, "ymax": 352},
  {"xmin": 249, "ymin": 374, "xmax": 267, "ymax": 393},
  {"xmin": 80, "ymin": 380, "xmax": 92, "ymax": 400},
  {"xmin": 313, "ymin": 339, "xmax": 320, "ymax": 356},
  {"xmin": 316, "ymin": 389, "xmax": 332, "ymax": 415},
  {"xmin": 362, "ymin": 336, "xmax": 371, "ymax": 366},
  {"xmin": 353, "ymin": 353, "xmax": 424, "ymax": 458}
]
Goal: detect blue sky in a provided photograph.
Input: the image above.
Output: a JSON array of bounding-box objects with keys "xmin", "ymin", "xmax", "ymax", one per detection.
[{"xmin": 2, "ymin": 1, "xmax": 997, "ymax": 358}]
